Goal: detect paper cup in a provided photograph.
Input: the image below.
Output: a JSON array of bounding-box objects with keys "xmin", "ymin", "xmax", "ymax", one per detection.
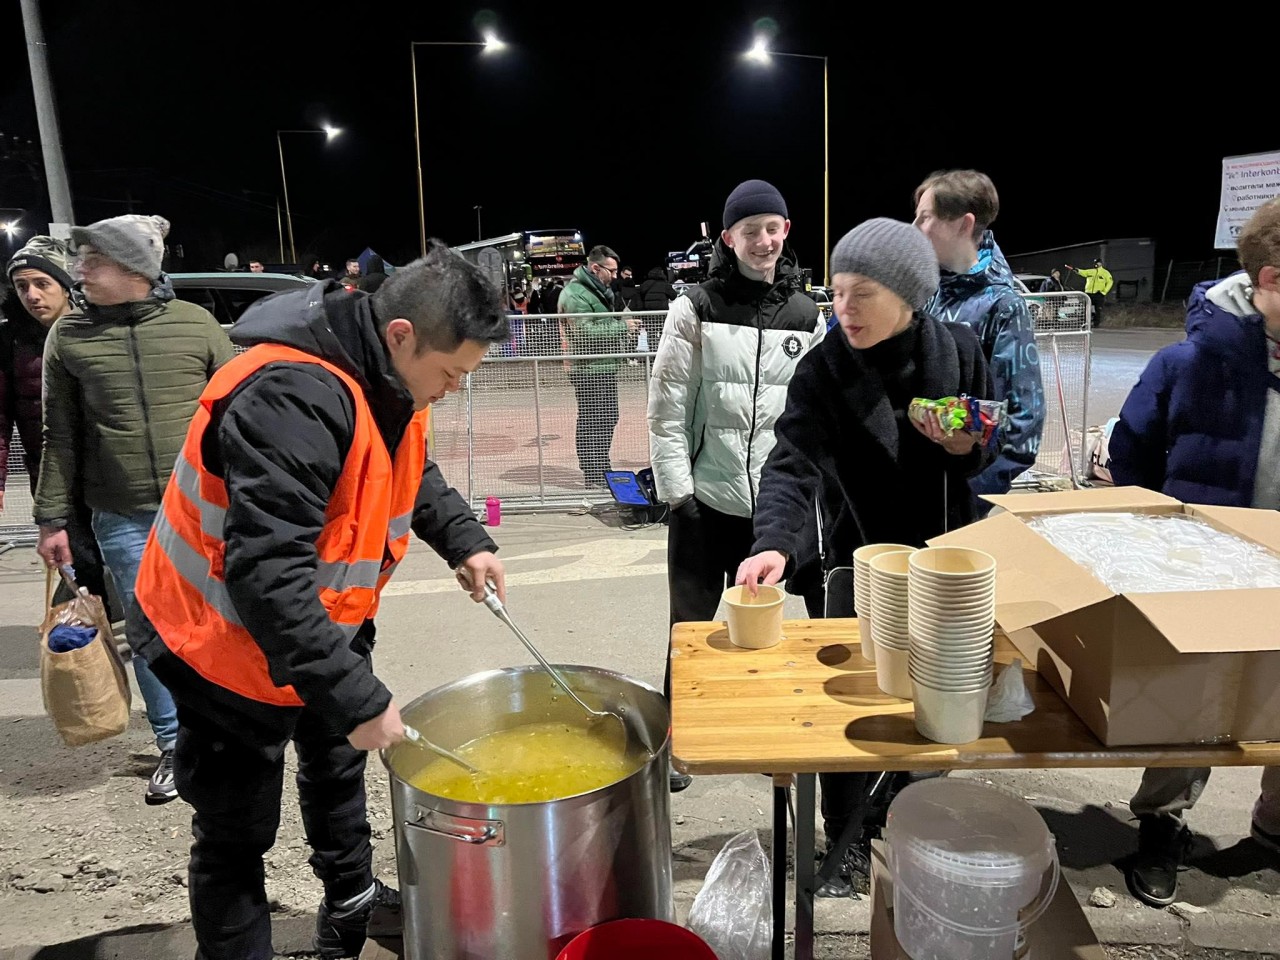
[
  {"xmin": 858, "ymin": 616, "xmax": 875, "ymax": 662},
  {"xmin": 855, "ymin": 545, "xmax": 916, "ymax": 616},
  {"xmin": 909, "ymin": 546, "xmax": 997, "ymax": 579},
  {"xmin": 723, "ymin": 585, "xmax": 785, "ymax": 649},
  {"xmin": 875, "ymin": 641, "xmax": 913, "ymax": 699},
  {"xmin": 912, "ymin": 680, "xmax": 990, "ymax": 744}
]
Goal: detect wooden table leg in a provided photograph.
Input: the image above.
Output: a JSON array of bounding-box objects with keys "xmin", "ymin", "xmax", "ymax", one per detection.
[
  {"xmin": 771, "ymin": 776, "xmax": 791, "ymax": 960},
  {"xmin": 794, "ymin": 774, "xmax": 816, "ymax": 960}
]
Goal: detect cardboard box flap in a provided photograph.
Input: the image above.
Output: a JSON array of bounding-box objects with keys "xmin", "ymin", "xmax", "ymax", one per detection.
[
  {"xmin": 1124, "ymin": 589, "xmax": 1280, "ymax": 653},
  {"xmin": 1187, "ymin": 504, "xmax": 1280, "ymax": 552},
  {"xmin": 930, "ymin": 511, "xmax": 1114, "ymax": 633},
  {"xmin": 983, "ymin": 486, "xmax": 1180, "ymax": 517}
]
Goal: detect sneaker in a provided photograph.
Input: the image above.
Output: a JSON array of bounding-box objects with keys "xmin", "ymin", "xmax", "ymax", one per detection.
[
  {"xmin": 1126, "ymin": 816, "xmax": 1190, "ymax": 907},
  {"xmin": 315, "ymin": 879, "xmax": 402, "ymax": 959},
  {"xmin": 1250, "ymin": 819, "xmax": 1280, "ymax": 855},
  {"xmin": 669, "ymin": 766, "xmax": 692, "ymax": 793},
  {"xmin": 815, "ymin": 835, "xmax": 872, "ymax": 899},
  {"xmin": 145, "ymin": 749, "xmax": 178, "ymax": 806}
]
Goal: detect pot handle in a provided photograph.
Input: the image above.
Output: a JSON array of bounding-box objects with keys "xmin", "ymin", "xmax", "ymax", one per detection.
[{"xmin": 405, "ymin": 806, "xmax": 505, "ymax": 847}]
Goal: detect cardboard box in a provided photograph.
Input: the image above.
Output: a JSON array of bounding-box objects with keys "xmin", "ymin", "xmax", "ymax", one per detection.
[
  {"xmin": 870, "ymin": 841, "xmax": 1106, "ymax": 960},
  {"xmin": 932, "ymin": 487, "xmax": 1280, "ymax": 746}
]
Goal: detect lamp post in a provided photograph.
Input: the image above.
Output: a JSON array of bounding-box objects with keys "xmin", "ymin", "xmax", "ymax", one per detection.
[
  {"xmin": 745, "ymin": 38, "xmax": 829, "ymax": 287},
  {"xmin": 276, "ymin": 125, "xmax": 341, "ymax": 264},
  {"xmin": 473, "ymin": 205, "xmax": 483, "ymax": 240},
  {"xmin": 411, "ymin": 32, "xmax": 507, "ymax": 258}
]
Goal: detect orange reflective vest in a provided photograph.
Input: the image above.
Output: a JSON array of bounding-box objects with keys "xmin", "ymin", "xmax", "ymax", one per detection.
[{"xmin": 136, "ymin": 344, "xmax": 429, "ymax": 706}]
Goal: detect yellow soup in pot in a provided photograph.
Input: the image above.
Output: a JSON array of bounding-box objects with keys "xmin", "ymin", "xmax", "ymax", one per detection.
[{"xmin": 409, "ymin": 721, "xmax": 644, "ymax": 804}]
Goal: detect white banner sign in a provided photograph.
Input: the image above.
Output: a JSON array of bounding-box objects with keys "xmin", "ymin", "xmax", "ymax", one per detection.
[{"xmin": 1215, "ymin": 150, "xmax": 1280, "ymax": 249}]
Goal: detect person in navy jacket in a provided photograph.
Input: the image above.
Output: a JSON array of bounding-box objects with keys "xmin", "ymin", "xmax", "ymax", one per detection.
[{"xmin": 1110, "ymin": 196, "xmax": 1280, "ymax": 908}]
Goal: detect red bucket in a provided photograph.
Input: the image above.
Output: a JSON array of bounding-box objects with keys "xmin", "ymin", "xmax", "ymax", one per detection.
[{"xmin": 556, "ymin": 918, "xmax": 717, "ymax": 960}]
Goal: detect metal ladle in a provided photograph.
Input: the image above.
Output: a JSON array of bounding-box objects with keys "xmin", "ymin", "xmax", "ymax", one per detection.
[
  {"xmin": 463, "ymin": 573, "xmax": 657, "ymax": 758},
  {"xmin": 401, "ymin": 723, "xmax": 480, "ymax": 774}
]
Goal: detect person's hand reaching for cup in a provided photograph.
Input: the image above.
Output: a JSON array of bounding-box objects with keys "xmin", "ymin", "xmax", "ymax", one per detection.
[{"xmin": 735, "ymin": 551, "xmax": 788, "ymax": 597}]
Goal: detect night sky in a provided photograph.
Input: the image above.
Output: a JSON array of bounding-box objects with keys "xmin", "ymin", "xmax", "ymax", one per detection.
[{"xmin": 0, "ymin": 2, "xmax": 1268, "ymax": 275}]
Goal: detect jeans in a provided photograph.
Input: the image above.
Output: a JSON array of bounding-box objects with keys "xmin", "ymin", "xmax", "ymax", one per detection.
[
  {"xmin": 570, "ymin": 371, "xmax": 620, "ymax": 487},
  {"xmin": 91, "ymin": 508, "xmax": 179, "ymax": 750}
]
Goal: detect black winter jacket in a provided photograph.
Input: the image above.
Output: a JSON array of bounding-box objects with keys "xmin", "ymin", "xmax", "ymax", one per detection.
[
  {"xmin": 637, "ymin": 268, "xmax": 677, "ymax": 312},
  {"xmin": 135, "ymin": 281, "xmax": 495, "ymax": 749},
  {"xmin": 752, "ymin": 314, "xmax": 994, "ymax": 590}
]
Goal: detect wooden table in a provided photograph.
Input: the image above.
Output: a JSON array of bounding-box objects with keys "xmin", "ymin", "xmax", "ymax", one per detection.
[{"xmin": 670, "ymin": 618, "xmax": 1280, "ymax": 960}]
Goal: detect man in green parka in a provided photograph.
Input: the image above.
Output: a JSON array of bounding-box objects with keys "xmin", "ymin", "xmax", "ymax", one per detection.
[
  {"xmin": 35, "ymin": 214, "xmax": 234, "ymax": 805},
  {"xmin": 558, "ymin": 244, "xmax": 638, "ymax": 487}
]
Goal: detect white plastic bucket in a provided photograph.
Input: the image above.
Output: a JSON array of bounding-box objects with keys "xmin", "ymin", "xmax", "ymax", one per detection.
[{"xmin": 886, "ymin": 779, "xmax": 1059, "ymax": 960}]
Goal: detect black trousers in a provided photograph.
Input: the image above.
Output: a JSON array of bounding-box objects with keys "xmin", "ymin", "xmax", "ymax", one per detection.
[
  {"xmin": 153, "ymin": 658, "xmax": 374, "ymax": 960},
  {"xmin": 804, "ymin": 571, "xmax": 910, "ymax": 843},
  {"xmin": 1089, "ymin": 292, "xmax": 1106, "ymax": 328},
  {"xmin": 665, "ymin": 498, "xmax": 756, "ymax": 697},
  {"xmin": 571, "ymin": 371, "xmax": 620, "ymax": 486}
]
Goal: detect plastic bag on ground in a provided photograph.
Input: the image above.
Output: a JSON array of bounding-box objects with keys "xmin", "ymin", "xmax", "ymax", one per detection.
[
  {"xmin": 985, "ymin": 659, "xmax": 1036, "ymax": 723},
  {"xmin": 687, "ymin": 829, "xmax": 772, "ymax": 960}
]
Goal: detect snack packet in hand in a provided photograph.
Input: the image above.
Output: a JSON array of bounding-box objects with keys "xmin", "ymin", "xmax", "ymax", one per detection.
[{"xmin": 908, "ymin": 395, "xmax": 1008, "ymax": 451}]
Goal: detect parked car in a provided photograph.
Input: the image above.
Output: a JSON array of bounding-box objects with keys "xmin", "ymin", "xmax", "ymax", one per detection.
[
  {"xmin": 806, "ymin": 285, "xmax": 834, "ymax": 322},
  {"xmin": 1011, "ymin": 273, "xmax": 1086, "ymax": 327},
  {"xmin": 170, "ymin": 272, "xmax": 313, "ymax": 328}
]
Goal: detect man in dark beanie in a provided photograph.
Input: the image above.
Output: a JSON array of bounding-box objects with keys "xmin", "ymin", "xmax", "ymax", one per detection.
[
  {"xmin": 35, "ymin": 214, "xmax": 235, "ymax": 805},
  {"xmin": 2, "ymin": 236, "xmax": 115, "ymax": 613},
  {"xmin": 740, "ymin": 217, "xmax": 995, "ymax": 897},
  {"xmin": 648, "ymin": 179, "xmax": 824, "ymax": 792},
  {"xmin": 3, "ymin": 236, "xmax": 77, "ymax": 516}
]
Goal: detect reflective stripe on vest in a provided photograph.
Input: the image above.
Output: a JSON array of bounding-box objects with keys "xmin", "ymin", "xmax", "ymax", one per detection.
[{"xmin": 135, "ymin": 343, "xmax": 429, "ymax": 706}]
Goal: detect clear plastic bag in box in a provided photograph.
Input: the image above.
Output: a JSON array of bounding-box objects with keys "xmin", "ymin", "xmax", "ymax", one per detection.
[{"xmin": 1025, "ymin": 512, "xmax": 1280, "ymax": 594}]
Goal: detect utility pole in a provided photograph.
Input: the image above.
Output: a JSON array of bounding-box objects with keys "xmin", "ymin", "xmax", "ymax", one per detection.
[{"xmin": 20, "ymin": 0, "xmax": 74, "ymax": 227}]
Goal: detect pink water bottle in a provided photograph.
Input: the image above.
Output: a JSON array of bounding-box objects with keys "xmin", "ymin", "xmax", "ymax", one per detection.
[{"xmin": 485, "ymin": 496, "xmax": 502, "ymax": 526}]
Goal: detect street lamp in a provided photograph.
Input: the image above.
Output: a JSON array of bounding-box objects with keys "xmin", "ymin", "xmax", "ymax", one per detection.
[
  {"xmin": 411, "ymin": 32, "xmax": 507, "ymax": 257},
  {"xmin": 276, "ymin": 125, "xmax": 342, "ymax": 264},
  {"xmin": 744, "ymin": 37, "xmax": 829, "ymax": 286}
]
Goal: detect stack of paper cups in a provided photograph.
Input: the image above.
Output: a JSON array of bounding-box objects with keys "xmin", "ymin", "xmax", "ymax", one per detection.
[
  {"xmin": 853, "ymin": 543, "xmax": 916, "ymax": 662},
  {"xmin": 869, "ymin": 550, "xmax": 915, "ymax": 699},
  {"xmin": 907, "ymin": 546, "xmax": 997, "ymax": 744}
]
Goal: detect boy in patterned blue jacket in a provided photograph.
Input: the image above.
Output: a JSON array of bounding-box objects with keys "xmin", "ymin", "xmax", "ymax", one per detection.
[{"xmin": 913, "ymin": 170, "xmax": 1045, "ymax": 507}]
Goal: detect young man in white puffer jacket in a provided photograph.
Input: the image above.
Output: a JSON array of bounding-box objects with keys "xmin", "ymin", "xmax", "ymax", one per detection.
[{"xmin": 648, "ymin": 179, "xmax": 824, "ymax": 790}]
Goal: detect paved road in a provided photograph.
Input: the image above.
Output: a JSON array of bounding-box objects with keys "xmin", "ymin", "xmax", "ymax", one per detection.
[
  {"xmin": 5, "ymin": 326, "xmax": 1278, "ymax": 958},
  {"xmin": 1088, "ymin": 327, "xmax": 1184, "ymax": 424}
]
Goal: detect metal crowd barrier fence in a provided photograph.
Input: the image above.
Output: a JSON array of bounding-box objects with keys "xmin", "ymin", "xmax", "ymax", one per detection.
[
  {"xmin": 1020, "ymin": 291, "xmax": 1092, "ymax": 482},
  {"xmin": 0, "ymin": 296, "xmax": 1093, "ymax": 547},
  {"xmin": 0, "ymin": 447, "xmax": 37, "ymax": 554}
]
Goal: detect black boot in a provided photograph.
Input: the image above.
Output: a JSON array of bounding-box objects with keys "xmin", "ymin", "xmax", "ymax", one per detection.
[
  {"xmin": 315, "ymin": 879, "xmax": 401, "ymax": 959},
  {"xmin": 814, "ymin": 834, "xmax": 871, "ymax": 899},
  {"xmin": 1126, "ymin": 816, "xmax": 1190, "ymax": 907},
  {"xmin": 669, "ymin": 765, "xmax": 692, "ymax": 793}
]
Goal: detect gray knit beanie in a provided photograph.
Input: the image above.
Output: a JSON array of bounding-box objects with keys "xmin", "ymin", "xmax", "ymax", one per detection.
[
  {"xmin": 829, "ymin": 218, "xmax": 940, "ymax": 313},
  {"xmin": 7, "ymin": 235, "xmax": 74, "ymax": 291},
  {"xmin": 723, "ymin": 179, "xmax": 788, "ymax": 230},
  {"xmin": 70, "ymin": 214, "xmax": 170, "ymax": 281}
]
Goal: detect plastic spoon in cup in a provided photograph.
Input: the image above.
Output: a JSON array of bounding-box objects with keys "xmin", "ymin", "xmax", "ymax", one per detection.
[{"xmin": 401, "ymin": 724, "xmax": 480, "ymax": 774}]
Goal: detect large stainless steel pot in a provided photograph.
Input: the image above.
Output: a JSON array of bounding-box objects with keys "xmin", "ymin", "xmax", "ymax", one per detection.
[{"xmin": 383, "ymin": 665, "xmax": 673, "ymax": 960}]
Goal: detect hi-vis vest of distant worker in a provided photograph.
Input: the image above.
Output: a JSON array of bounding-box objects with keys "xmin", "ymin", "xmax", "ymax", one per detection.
[
  {"xmin": 136, "ymin": 344, "xmax": 429, "ymax": 707},
  {"xmin": 1076, "ymin": 265, "xmax": 1114, "ymax": 296}
]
